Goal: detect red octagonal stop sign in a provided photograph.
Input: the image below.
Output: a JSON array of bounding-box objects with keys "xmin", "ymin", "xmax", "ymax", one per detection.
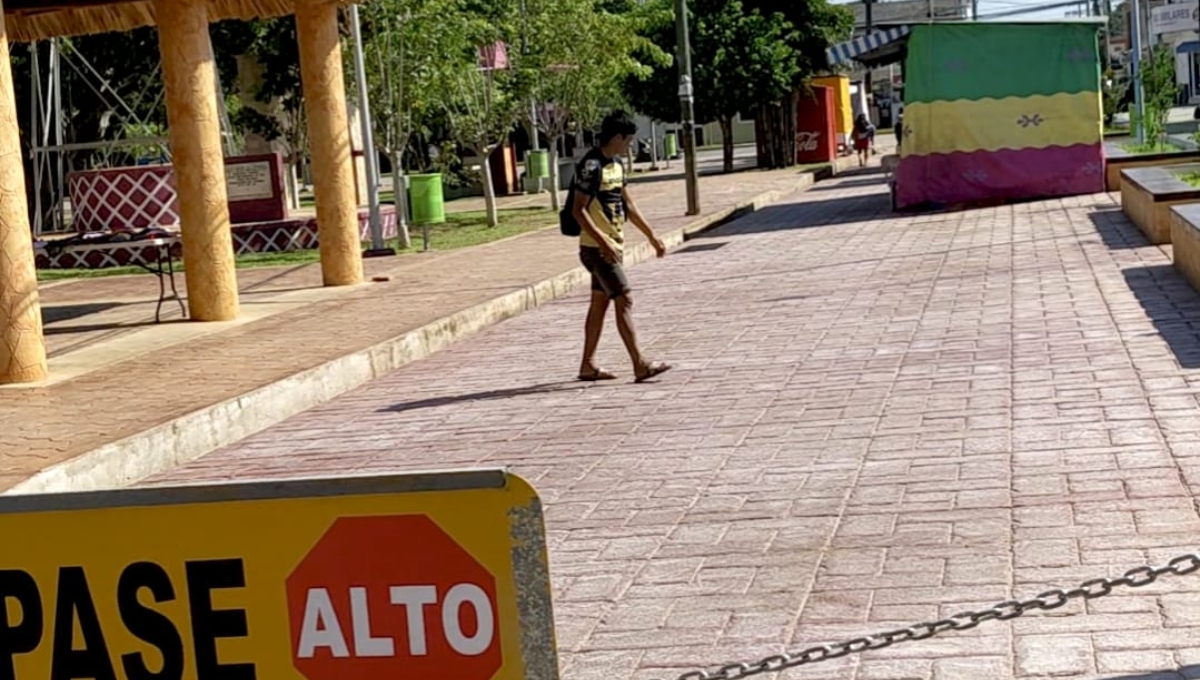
[{"xmin": 286, "ymin": 515, "xmax": 503, "ymax": 680}]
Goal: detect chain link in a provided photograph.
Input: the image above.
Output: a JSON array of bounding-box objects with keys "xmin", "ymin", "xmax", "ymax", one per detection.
[{"xmin": 652, "ymin": 552, "xmax": 1200, "ymax": 680}]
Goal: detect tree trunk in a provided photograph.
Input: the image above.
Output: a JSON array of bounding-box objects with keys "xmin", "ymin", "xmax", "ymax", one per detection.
[
  {"xmin": 719, "ymin": 116, "xmax": 734, "ymax": 174},
  {"xmin": 287, "ymin": 158, "xmax": 302, "ymax": 210},
  {"xmin": 389, "ymin": 150, "xmax": 411, "ymax": 249},
  {"xmin": 547, "ymin": 134, "xmax": 561, "ymax": 211},
  {"xmin": 755, "ymin": 92, "xmax": 800, "ymax": 170},
  {"xmin": 783, "ymin": 91, "xmax": 798, "ymax": 168},
  {"xmin": 480, "ymin": 145, "xmax": 499, "ymax": 227}
]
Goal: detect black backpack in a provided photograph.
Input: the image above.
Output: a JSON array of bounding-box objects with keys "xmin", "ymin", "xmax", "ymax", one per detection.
[{"xmin": 559, "ymin": 184, "xmax": 593, "ymax": 237}]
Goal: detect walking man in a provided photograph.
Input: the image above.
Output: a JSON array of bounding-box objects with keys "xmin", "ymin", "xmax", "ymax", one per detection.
[{"xmin": 573, "ymin": 110, "xmax": 672, "ymax": 383}]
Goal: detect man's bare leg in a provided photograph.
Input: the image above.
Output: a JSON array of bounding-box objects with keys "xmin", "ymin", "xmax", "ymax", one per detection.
[
  {"xmin": 614, "ymin": 294, "xmax": 648, "ymax": 371},
  {"xmin": 580, "ymin": 290, "xmax": 610, "ymax": 376}
]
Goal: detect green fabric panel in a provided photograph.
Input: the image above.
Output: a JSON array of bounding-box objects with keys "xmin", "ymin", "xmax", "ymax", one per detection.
[{"xmin": 904, "ymin": 23, "xmax": 1101, "ymax": 103}]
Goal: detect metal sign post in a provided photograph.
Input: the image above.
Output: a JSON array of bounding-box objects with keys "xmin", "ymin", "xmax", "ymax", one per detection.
[
  {"xmin": 349, "ymin": 4, "xmax": 394, "ymax": 258},
  {"xmin": 673, "ymin": 0, "xmax": 701, "ymax": 216},
  {"xmin": 1130, "ymin": 0, "xmax": 1146, "ymax": 143}
]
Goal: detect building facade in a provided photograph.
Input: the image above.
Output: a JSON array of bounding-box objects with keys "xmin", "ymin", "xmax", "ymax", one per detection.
[{"xmin": 1147, "ymin": 0, "xmax": 1200, "ymax": 103}]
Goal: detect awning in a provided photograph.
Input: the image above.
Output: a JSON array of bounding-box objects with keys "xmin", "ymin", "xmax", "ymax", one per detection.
[
  {"xmin": 1178, "ymin": 40, "xmax": 1199, "ymax": 54},
  {"xmin": 826, "ymin": 26, "xmax": 913, "ymax": 68}
]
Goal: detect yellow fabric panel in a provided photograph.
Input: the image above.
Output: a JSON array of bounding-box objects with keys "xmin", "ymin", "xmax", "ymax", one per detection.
[
  {"xmin": 900, "ymin": 91, "xmax": 1102, "ymax": 157},
  {"xmin": 813, "ymin": 75, "xmax": 852, "ymax": 135}
]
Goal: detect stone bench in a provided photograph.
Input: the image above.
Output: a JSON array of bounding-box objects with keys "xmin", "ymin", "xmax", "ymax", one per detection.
[
  {"xmin": 1171, "ymin": 204, "xmax": 1200, "ymax": 293},
  {"xmin": 1120, "ymin": 164, "xmax": 1200, "ymax": 244},
  {"xmin": 1104, "ymin": 141, "xmax": 1200, "ymax": 192}
]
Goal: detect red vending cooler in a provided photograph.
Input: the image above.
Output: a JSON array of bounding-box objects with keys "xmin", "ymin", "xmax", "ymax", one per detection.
[{"xmin": 796, "ymin": 85, "xmax": 837, "ymax": 165}]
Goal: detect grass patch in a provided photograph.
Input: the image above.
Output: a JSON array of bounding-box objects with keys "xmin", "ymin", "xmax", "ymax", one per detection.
[
  {"xmin": 37, "ymin": 207, "xmax": 557, "ymax": 281},
  {"xmin": 1181, "ymin": 172, "xmax": 1200, "ymax": 188},
  {"xmin": 1121, "ymin": 141, "xmax": 1183, "ymax": 154}
]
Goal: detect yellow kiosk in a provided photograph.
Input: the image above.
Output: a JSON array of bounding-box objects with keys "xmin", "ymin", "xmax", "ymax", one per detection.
[{"xmin": 813, "ymin": 75, "xmax": 852, "ymax": 154}]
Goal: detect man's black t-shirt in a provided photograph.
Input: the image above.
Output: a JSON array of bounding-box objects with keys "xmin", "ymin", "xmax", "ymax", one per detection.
[{"xmin": 572, "ymin": 147, "xmax": 626, "ymax": 253}]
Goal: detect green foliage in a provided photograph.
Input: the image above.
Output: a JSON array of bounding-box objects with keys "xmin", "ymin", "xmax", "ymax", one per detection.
[
  {"xmin": 1139, "ymin": 43, "xmax": 1179, "ymax": 145},
  {"xmin": 743, "ymin": 0, "xmax": 854, "ymax": 78},
  {"xmin": 623, "ymin": 0, "xmax": 798, "ymax": 125},
  {"xmin": 211, "ymin": 18, "xmax": 307, "ymax": 156},
  {"xmin": 439, "ymin": 18, "xmax": 521, "ymax": 156},
  {"xmin": 1102, "ymin": 68, "xmax": 1125, "ymax": 124},
  {"xmin": 353, "ymin": 0, "xmax": 481, "ymax": 172},
  {"xmin": 621, "ymin": 0, "xmax": 851, "ymax": 171},
  {"xmin": 516, "ymin": 0, "xmax": 662, "ymax": 140}
]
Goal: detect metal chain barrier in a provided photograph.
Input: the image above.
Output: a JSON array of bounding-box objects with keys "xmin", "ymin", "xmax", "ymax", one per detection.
[{"xmin": 653, "ymin": 552, "xmax": 1200, "ymax": 680}]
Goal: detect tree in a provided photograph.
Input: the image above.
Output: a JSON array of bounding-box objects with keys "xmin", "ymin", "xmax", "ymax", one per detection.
[
  {"xmin": 518, "ymin": 0, "xmax": 656, "ymax": 208},
  {"xmin": 355, "ymin": 0, "xmax": 476, "ymax": 245},
  {"xmin": 743, "ymin": 0, "xmax": 853, "ymax": 169},
  {"xmin": 623, "ymin": 0, "xmax": 799, "ymax": 172},
  {"xmin": 212, "ymin": 18, "xmax": 309, "ymax": 193},
  {"xmin": 442, "ymin": 10, "xmax": 522, "ymax": 227},
  {"xmin": 1138, "ymin": 43, "xmax": 1179, "ymax": 148}
]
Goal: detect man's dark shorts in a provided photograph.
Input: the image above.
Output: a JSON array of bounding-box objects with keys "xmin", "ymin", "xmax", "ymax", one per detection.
[{"xmin": 579, "ymin": 246, "xmax": 630, "ymax": 299}]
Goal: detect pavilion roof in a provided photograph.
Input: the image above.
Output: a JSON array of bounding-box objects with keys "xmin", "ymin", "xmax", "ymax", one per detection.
[{"xmin": 4, "ymin": 0, "xmax": 350, "ymax": 43}]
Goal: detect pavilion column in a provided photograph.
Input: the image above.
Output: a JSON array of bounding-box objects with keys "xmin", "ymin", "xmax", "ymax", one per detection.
[
  {"xmin": 0, "ymin": 5, "xmax": 46, "ymax": 384},
  {"xmin": 295, "ymin": 0, "xmax": 364, "ymax": 286},
  {"xmin": 155, "ymin": 0, "xmax": 240, "ymax": 321}
]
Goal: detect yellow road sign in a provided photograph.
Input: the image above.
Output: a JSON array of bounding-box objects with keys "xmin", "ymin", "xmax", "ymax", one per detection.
[{"xmin": 0, "ymin": 468, "xmax": 558, "ymax": 680}]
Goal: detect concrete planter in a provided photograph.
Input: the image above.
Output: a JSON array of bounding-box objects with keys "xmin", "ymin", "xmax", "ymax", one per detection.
[
  {"xmin": 1172, "ymin": 203, "xmax": 1200, "ymax": 292},
  {"xmin": 1120, "ymin": 164, "xmax": 1200, "ymax": 244},
  {"xmin": 1104, "ymin": 140, "xmax": 1200, "ymax": 192}
]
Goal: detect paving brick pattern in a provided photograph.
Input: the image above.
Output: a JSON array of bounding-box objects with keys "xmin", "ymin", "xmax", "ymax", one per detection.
[
  {"xmin": 0, "ymin": 164, "xmax": 818, "ymax": 490},
  {"xmin": 146, "ymin": 171, "xmax": 1200, "ymax": 679}
]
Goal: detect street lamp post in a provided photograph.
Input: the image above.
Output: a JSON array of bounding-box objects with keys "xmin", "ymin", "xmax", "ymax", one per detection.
[
  {"xmin": 1129, "ymin": 0, "xmax": 1146, "ymax": 143},
  {"xmin": 349, "ymin": 3, "xmax": 394, "ymax": 257},
  {"xmin": 673, "ymin": 0, "xmax": 700, "ymax": 216}
]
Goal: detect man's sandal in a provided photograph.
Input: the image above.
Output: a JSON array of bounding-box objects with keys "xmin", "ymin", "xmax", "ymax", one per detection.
[
  {"xmin": 635, "ymin": 361, "xmax": 672, "ymax": 383},
  {"xmin": 578, "ymin": 368, "xmax": 618, "ymax": 382}
]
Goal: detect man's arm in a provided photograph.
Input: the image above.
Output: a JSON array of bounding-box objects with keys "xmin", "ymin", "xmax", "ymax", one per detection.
[
  {"xmin": 572, "ymin": 164, "xmax": 617, "ymax": 261},
  {"xmin": 622, "ymin": 186, "xmax": 666, "ymax": 258},
  {"xmin": 573, "ymin": 190, "xmax": 616, "ymax": 259}
]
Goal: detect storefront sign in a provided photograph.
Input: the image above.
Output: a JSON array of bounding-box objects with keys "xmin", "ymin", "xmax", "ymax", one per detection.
[{"xmin": 1151, "ymin": 2, "xmax": 1198, "ymax": 35}]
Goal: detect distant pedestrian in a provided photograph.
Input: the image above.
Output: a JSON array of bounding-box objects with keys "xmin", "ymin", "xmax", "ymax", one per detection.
[
  {"xmin": 852, "ymin": 113, "xmax": 875, "ymax": 166},
  {"xmin": 894, "ymin": 114, "xmax": 904, "ymax": 151},
  {"xmin": 572, "ymin": 110, "xmax": 672, "ymax": 384}
]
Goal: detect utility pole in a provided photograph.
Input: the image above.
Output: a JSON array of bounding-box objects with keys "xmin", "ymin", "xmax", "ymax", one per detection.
[
  {"xmin": 1130, "ymin": 0, "xmax": 1145, "ymax": 143},
  {"xmin": 864, "ymin": 0, "xmax": 874, "ymax": 114},
  {"xmin": 674, "ymin": 0, "xmax": 700, "ymax": 215},
  {"xmin": 349, "ymin": 3, "xmax": 393, "ymax": 257}
]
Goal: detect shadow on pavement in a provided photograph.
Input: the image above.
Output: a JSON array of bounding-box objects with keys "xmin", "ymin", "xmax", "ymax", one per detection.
[
  {"xmin": 377, "ymin": 381, "xmax": 584, "ymax": 414},
  {"xmin": 696, "ymin": 190, "xmax": 893, "ymax": 236},
  {"xmin": 627, "ymin": 160, "xmax": 763, "ymax": 186},
  {"xmin": 40, "ymin": 302, "xmax": 123, "ymax": 325},
  {"xmin": 807, "ymin": 176, "xmax": 887, "ymax": 191},
  {"xmin": 1098, "ymin": 666, "xmax": 1200, "ymax": 680},
  {"xmin": 1123, "ymin": 264, "xmax": 1200, "ymax": 368},
  {"xmin": 1088, "ymin": 208, "xmax": 1152, "ymax": 250}
]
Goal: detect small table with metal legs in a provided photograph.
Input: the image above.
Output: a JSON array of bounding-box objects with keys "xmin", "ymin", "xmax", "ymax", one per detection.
[{"xmin": 36, "ymin": 236, "xmax": 187, "ymax": 323}]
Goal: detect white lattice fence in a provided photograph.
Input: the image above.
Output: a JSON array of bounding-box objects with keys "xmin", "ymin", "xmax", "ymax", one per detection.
[{"xmin": 68, "ymin": 167, "xmax": 180, "ymax": 232}]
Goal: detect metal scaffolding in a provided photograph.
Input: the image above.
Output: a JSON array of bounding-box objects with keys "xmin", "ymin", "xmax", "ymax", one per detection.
[{"xmin": 27, "ymin": 39, "xmax": 238, "ymax": 235}]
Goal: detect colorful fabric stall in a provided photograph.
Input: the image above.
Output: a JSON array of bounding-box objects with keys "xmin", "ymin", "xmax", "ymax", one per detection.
[{"xmin": 895, "ymin": 23, "xmax": 1105, "ymax": 209}]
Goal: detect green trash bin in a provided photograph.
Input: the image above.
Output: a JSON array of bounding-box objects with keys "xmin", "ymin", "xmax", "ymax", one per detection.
[
  {"xmin": 527, "ymin": 150, "xmax": 550, "ymax": 179},
  {"xmin": 664, "ymin": 133, "xmax": 678, "ymax": 158},
  {"xmin": 409, "ymin": 173, "xmax": 446, "ymax": 225}
]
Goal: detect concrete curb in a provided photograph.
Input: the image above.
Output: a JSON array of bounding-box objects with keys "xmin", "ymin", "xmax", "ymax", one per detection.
[{"xmin": 6, "ymin": 162, "xmax": 844, "ymax": 495}]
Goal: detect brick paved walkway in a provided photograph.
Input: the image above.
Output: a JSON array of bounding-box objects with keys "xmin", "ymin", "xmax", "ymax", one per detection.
[
  {"xmin": 142, "ymin": 168, "xmax": 1200, "ymax": 678},
  {"xmin": 0, "ymin": 163, "xmax": 831, "ymax": 491}
]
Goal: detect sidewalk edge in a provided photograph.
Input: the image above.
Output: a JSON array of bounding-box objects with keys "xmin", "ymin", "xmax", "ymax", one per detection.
[{"xmin": 5, "ymin": 163, "xmax": 842, "ymax": 496}]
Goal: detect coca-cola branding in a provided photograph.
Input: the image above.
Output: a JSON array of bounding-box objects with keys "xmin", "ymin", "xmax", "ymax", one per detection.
[{"xmin": 797, "ymin": 131, "xmax": 821, "ymax": 152}]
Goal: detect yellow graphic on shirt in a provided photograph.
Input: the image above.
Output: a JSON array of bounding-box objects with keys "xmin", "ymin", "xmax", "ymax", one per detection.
[{"xmin": 578, "ymin": 157, "xmax": 626, "ymax": 253}]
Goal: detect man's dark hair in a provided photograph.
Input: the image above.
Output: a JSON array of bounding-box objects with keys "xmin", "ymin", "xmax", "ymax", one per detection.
[{"xmin": 599, "ymin": 110, "xmax": 638, "ymax": 144}]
